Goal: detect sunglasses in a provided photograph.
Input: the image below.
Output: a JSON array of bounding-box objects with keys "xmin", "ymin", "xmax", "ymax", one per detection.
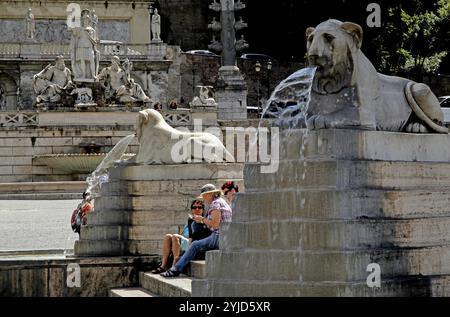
[{"xmin": 191, "ymin": 206, "xmax": 203, "ymax": 209}]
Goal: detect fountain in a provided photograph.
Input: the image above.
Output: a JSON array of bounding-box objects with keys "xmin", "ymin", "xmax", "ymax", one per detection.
[
  {"xmin": 33, "ymin": 140, "xmax": 135, "ymax": 176},
  {"xmin": 75, "ymin": 109, "xmax": 243, "ymax": 257},
  {"xmin": 192, "ymin": 20, "xmax": 450, "ymax": 297}
]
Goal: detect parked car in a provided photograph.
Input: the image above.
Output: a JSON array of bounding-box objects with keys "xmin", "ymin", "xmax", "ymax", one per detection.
[
  {"xmin": 439, "ymin": 96, "xmax": 450, "ymax": 125},
  {"xmin": 439, "ymin": 96, "xmax": 450, "ymax": 107},
  {"xmin": 240, "ymin": 53, "xmax": 273, "ymax": 62},
  {"xmin": 185, "ymin": 50, "xmax": 219, "ymax": 57}
]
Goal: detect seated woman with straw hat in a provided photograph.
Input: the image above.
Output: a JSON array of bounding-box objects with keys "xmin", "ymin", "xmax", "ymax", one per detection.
[{"xmin": 161, "ymin": 183, "xmax": 232, "ymax": 278}]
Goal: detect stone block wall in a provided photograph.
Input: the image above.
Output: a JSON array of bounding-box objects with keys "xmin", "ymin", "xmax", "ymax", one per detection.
[
  {"xmin": 0, "ymin": 125, "xmax": 138, "ymax": 182},
  {"xmin": 0, "ymin": 111, "xmax": 263, "ymax": 183},
  {"xmin": 0, "ymin": 255, "xmax": 158, "ymax": 297}
]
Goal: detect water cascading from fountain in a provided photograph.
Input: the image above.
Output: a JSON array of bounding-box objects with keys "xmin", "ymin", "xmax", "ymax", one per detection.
[
  {"xmin": 85, "ymin": 134, "xmax": 136, "ymax": 195},
  {"xmin": 256, "ymin": 67, "xmax": 317, "ymax": 184},
  {"xmin": 261, "ymin": 66, "xmax": 317, "ymax": 129}
]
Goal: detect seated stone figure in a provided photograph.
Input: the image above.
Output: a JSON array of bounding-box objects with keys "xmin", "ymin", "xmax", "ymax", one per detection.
[
  {"xmin": 33, "ymin": 56, "xmax": 74, "ymax": 103},
  {"xmin": 305, "ymin": 19, "xmax": 448, "ymax": 133},
  {"xmin": 190, "ymin": 86, "xmax": 217, "ymax": 107},
  {"xmin": 96, "ymin": 56, "xmax": 151, "ymax": 104}
]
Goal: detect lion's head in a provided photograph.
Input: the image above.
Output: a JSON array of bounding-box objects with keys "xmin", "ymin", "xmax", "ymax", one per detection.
[
  {"xmin": 306, "ymin": 19, "xmax": 363, "ymax": 95},
  {"xmin": 135, "ymin": 109, "xmax": 162, "ymax": 142}
]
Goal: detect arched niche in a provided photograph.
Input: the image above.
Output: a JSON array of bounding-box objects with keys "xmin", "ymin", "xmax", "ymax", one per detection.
[{"xmin": 0, "ymin": 72, "xmax": 18, "ymax": 111}]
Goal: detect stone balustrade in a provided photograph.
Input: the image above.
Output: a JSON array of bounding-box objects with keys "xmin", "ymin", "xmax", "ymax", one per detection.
[
  {"xmin": 0, "ymin": 43, "xmax": 21, "ymax": 57},
  {"xmin": 0, "ymin": 112, "xmax": 38, "ymax": 127},
  {"xmin": 0, "ymin": 42, "xmax": 161, "ymax": 60},
  {"xmin": 0, "ymin": 109, "xmax": 193, "ymax": 127}
]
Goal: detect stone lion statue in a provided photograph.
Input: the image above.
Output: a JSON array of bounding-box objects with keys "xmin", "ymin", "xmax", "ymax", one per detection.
[
  {"xmin": 134, "ymin": 109, "xmax": 234, "ymax": 164},
  {"xmin": 305, "ymin": 19, "xmax": 448, "ymax": 133}
]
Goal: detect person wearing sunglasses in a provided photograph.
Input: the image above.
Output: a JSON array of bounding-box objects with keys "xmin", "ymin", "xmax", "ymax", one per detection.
[
  {"xmin": 221, "ymin": 180, "xmax": 239, "ymax": 205},
  {"xmin": 151, "ymin": 199, "xmax": 209, "ymax": 274},
  {"xmin": 161, "ymin": 183, "xmax": 232, "ymax": 278}
]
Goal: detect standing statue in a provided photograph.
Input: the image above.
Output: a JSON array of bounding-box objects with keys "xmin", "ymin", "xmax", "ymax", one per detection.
[
  {"xmin": 33, "ymin": 56, "xmax": 74, "ymax": 103},
  {"xmin": 90, "ymin": 9, "xmax": 99, "ymax": 41},
  {"xmin": 70, "ymin": 9, "xmax": 99, "ymax": 82},
  {"xmin": 151, "ymin": 8, "xmax": 161, "ymax": 41},
  {"xmin": 235, "ymin": 34, "xmax": 249, "ymax": 51},
  {"xmin": 97, "ymin": 56, "xmax": 151, "ymax": 103},
  {"xmin": 25, "ymin": 8, "xmax": 35, "ymax": 40},
  {"xmin": 208, "ymin": 35, "xmax": 222, "ymax": 53}
]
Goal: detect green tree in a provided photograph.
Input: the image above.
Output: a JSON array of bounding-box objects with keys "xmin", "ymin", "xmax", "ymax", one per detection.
[{"xmin": 374, "ymin": 0, "xmax": 449, "ymax": 77}]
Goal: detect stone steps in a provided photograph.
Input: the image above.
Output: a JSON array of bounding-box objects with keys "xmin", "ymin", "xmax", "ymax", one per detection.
[
  {"xmin": 204, "ymin": 247, "xmax": 450, "ymax": 282},
  {"xmin": 186, "ymin": 260, "xmax": 206, "ymax": 279},
  {"xmin": 193, "ymin": 275, "xmax": 450, "ymax": 297},
  {"xmin": 277, "ymin": 129, "xmax": 450, "ymax": 163},
  {"xmin": 221, "ymin": 217, "xmax": 450, "ymax": 251},
  {"xmin": 139, "ymin": 272, "xmax": 193, "ymax": 297},
  {"xmin": 0, "ymin": 181, "xmax": 86, "ymax": 200},
  {"xmin": 109, "ymin": 287, "xmax": 158, "ymax": 297},
  {"xmin": 244, "ymin": 160, "xmax": 450, "ymax": 192},
  {"xmin": 109, "ymin": 260, "xmax": 206, "ymax": 297},
  {"xmin": 0, "ymin": 192, "xmax": 81, "ymax": 200},
  {"xmin": 233, "ymin": 189, "xmax": 450, "ymax": 221}
]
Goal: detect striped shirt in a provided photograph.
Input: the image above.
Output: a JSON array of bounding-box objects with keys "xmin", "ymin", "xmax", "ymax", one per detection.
[{"xmin": 207, "ymin": 197, "xmax": 232, "ymax": 235}]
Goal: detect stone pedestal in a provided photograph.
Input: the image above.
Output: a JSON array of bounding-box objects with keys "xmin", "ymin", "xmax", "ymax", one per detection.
[
  {"xmin": 148, "ymin": 41, "xmax": 167, "ymax": 61},
  {"xmin": 193, "ymin": 129, "xmax": 450, "ymax": 296},
  {"xmin": 215, "ymin": 66, "xmax": 247, "ymax": 121},
  {"xmin": 74, "ymin": 162, "xmax": 243, "ymax": 257}
]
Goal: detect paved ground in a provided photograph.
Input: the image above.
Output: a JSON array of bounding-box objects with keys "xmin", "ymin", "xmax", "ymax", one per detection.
[{"xmin": 0, "ymin": 200, "xmax": 80, "ymax": 252}]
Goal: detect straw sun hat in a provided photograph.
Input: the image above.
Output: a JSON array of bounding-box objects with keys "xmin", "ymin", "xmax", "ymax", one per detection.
[{"xmin": 197, "ymin": 183, "xmax": 221, "ymax": 199}]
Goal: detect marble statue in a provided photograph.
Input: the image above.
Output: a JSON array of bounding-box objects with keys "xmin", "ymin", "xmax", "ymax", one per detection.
[
  {"xmin": 151, "ymin": 8, "xmax": 161, "ymax": 42},
  {"xmin": 90, "ymin": 9, "xmax": 99, "ymax": 41},
  {"xmin": 33, "ymin": 56, "xmax": 74, "ymax": 103},
  {"xmin": 234, "ymin": 0, "xmax": 246, "ymax": 11},
  {"xmin": 235, "ymin": 34, "xmax": 249, "ymax": 51},
  {"xmin": 70, "ymin": 9, "xmax": 99, "ymax": 82},
  {"xmin": 305, "ymin": 19, "xmax": 448, "ymax": 133},
  {"xmin": 235, "ymin": 17, "xmax": 248, "ymax": 30},
  {"xmin": 134, "ymin": 109, "xmax": 234, "ymax": 164},
  {"xmin": 190, "ymin": 86, "xmax": 217, "ymax": 107},
  {"xmin": 25, "ymin": 8, "xmax": 35, "ymax": 40},
  {"xmin": 96, "ymin": 56, "xmax": 151, "ymax": 103},
  {"xmin": 208, "ymin": 17, "xmax": 221, "ymax": 31},
  {"xmin": 209, "ymin": 0, "xmax": 221, "ymax": 12},
  {"xmin": 0, "ymin": 86, "xmax": 5, "ymax": 110}
]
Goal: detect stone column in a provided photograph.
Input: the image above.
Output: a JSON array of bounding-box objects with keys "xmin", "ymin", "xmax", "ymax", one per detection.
[
  {"xmin": 220, "ymin": 0, "xmax": 236, "ymax": 67},
  {"xmin": 215, "ymin": 66, "xmax": 247, "ymax": 120},
  {"xmin": 75, "ymin": 163, "xmax": 243, "ymax": 257}
]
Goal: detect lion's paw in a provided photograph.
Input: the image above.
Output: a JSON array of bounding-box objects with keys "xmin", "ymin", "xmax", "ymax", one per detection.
[
  {"xmin": 405, "ymin": 122, "xmax": 428, "ymax": 133},
  {"xmin": 307, "ymin": 115, "xmax": 330, "ymax": 130}
]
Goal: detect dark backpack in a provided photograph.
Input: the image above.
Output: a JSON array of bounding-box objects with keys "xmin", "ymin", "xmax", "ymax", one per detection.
[{"xmin": 70, "ymin": 204, "xmax": 83, "ymax": 234}]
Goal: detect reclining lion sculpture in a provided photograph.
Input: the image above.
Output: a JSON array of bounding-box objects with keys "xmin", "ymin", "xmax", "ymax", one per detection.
[
  {"xmin": 305, "ymin": 19, "xmax": 448, "ymax": 133},
  {"xmin": 134, "ymin": 109, "xmax": 234, "ymax": 164}
]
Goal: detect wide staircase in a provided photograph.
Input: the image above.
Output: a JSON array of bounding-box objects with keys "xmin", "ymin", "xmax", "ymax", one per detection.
[
  {"xmin": 0, "ymin": 181, "xmax": 86, "ymax": 200},
  {"xmin": 109, "ymin": 260, "xmax": 205, "ymax": 297}
]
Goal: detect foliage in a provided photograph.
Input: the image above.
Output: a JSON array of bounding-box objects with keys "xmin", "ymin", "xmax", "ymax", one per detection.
[{"xmin": 374, "ymin": 0, "xmax": 449, "ymax": 76}]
